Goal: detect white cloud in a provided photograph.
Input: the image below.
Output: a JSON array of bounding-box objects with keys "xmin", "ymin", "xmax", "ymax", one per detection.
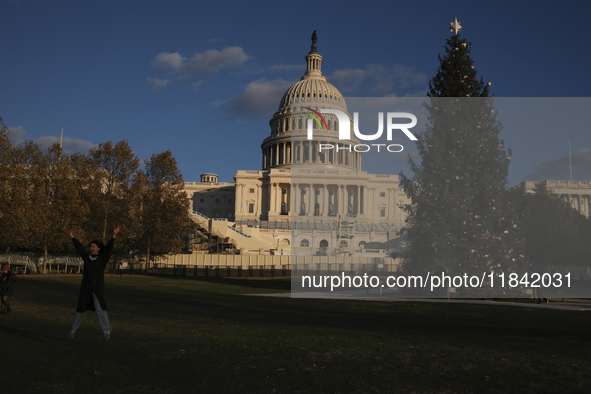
[
  {"xmin": 526, "ymin": 148, "xmax": 591, "ymax": 181},
  {"xmin": 35, "ymin": 136, "xmax": 96, "ymax": 156},
  {"xmin": 190, "ymin": 80, "xmax": 205, "ymax": 91},
  {"xmin": 151, "ymin": 52, "xmax": 184, "ymax": 70},
  {"xmin": 8, "ymin": 126, "xmax": 26, "ymax": 145},
  {"xmin": 147, "ymin": 77, "xmax": 169, "ymax": 90},
  {"xmin": 183, "ymin": 47, "xmax": 249, "ymax": 75},
  {"xmin": 326, "ymin": 64, "xmax": 428, "ymax": 96},
  {"xmin": 148, "ymin": 46, "xmax": 250, "ymax": 90},
  {"xmin": 7, "ymin": 125, "xmax": 95, "ymax": 155},
  {"xmin": 224, "ymin": 79, "xmax": 294, "ymax": 120},
  {"xmin": 327, "ymin": 68, "xmax": 367, "ymax": 93}
]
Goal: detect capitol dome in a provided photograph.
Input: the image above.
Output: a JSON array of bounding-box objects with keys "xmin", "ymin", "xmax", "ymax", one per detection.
[
  {"xmin": 261, "ymin": 32, "xmax": 358, "ymax": 172},
  {"xmin": 276, "ymin": 51, "xmax": 347, "ymax": 113}
]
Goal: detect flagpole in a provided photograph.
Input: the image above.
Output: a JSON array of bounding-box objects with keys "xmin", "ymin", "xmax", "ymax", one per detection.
[{"xmin": 569, "ymin": 140, "xmax": 572, "ymax": 181}]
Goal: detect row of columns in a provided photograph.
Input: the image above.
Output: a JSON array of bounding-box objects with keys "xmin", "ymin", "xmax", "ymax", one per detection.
[
  {"xmin": 291, "ymin": 184, "xmax": 386, "ymax": 218},
  {"xmin": 235, "ymin": 181, "xmax": 400, "ymax": 221},
  {"xmin": 292, "ymin": 141, "xmax": 360, "ymax": 169},
  {"xmin": 562, "ymin": 194, "xmax": 591, "ymax": 218},
  {"xmin": 262, "ymin": 142, "xmax": 291, "ymax": 168},
  {"xmin": 273, "ymin": 113, "xmax": 335, "ymax": 133},
  {"xmin": 262, "ymin": 140, "xmax": 361, "ymax": 170},
  {"xmin": 268, "ymin": 182, "xmax": 289, "ymax": 215}
]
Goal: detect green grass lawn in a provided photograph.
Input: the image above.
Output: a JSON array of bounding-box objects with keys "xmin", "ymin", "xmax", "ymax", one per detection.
[{"xmin": 1, "ymin": 274, "xmax": 590, "ymax": 394}]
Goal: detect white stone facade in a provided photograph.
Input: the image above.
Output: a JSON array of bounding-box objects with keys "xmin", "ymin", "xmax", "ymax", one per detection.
[
  {"xmin": 519, "ymin": 180, "xmax": 591, "ymax": 218},
  {"xmin": 184, "ymin": 36, "xmax": 410, "ymax": 251},
  {"xmin": 186, "ymin": 173, "xmax": 235, "ymax": 221}
]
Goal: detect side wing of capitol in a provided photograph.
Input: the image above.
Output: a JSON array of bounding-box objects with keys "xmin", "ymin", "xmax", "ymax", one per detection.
[
  {"xmin": 517, "ymin": 180, "xmax": 591, "ymax": 218},
  {"xmin": 184, "ymin": 35, "xmax": 410, "ymax": 255}
]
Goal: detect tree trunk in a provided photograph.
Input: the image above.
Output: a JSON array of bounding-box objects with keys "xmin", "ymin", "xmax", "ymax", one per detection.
[
  {"xmin": 145, "ymin": 236, "xmax": 150, "ymax": 275},
  {"xmin": 103, "ymin": 214, "xmax": 108, "ymax": 245},
  {"xmin": 43, "ymin": 244, "xmax": 48, "ymax": 274}
]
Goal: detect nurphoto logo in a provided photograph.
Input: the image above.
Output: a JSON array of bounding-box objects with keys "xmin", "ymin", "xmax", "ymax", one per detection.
[{"xmin": 305, "ymin": 109, "xmax": 418, "ymax": 153}]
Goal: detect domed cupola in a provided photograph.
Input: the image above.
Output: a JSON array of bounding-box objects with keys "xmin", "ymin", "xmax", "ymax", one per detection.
[
  {"xmin": 276, "ymin": 31, "xmax": 347, "ymax": 113},
  {"xmin": 261, "ymin": 32, "xmax": 360, "ymax": 172}
]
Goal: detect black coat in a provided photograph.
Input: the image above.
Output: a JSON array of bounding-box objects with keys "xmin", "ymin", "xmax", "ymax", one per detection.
[
  {"xmin": 72, "ymin": 237, "xmax": 115, "ymax": 312},
  {"xmin": 0, "ymin": 271, "xmax": 18, "ymax": 297}
]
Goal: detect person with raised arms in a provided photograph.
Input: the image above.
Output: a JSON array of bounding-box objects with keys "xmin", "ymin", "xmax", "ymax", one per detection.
[{"xmin": 67, "ymin": 225, "xmax": 120, "ymax": 340}]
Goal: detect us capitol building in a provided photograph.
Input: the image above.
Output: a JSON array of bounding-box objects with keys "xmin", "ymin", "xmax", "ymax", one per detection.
[
  {"xmin": 183, "ymin": 34, "xmax": 591, "ymax": 254},
  {"xmin": 184, "ymin": 34, "xmax": 410, "ymax": 253}
]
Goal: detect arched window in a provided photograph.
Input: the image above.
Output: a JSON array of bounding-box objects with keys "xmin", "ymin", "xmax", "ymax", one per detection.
[
  {"xmin": 340, "ymin": 240, "xmax": 348, "ymax": 247},
  {"xmin": 300, "ymin": 239, "xmax": 309, "ymax": 247},
  {"xmin": 358, "ymin": 241, "xmax": 367, "ymax": 248},
  {"xmin": 280, "ymin": 238, "xmax": 290, "ymax": 246},
  {"xmin": 319, "ymin": 240, "xmax": 329, "ymax": 248}
]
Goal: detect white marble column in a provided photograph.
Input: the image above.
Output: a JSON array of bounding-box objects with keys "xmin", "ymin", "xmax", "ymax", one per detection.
[
  {"xmin": 285, "ymin": 142, "xmax": 289, "ymax": 164},
  {"xmin": 255, "ymin": 184, "xmax": 261, "ymax": 216},
  {"xmin": 276, "ymin": 183, "xmax": 280, "ymax": 213},
  {"xmin": 236, "ymin": 184, "xmax": 243, "ymax": 214},
  {"xmin": 387, "ymin": 188, "xmax": 393, "ymax": 219},
  {"xmin": 294, "ymin": 183, "xmax": 299, "ymax": 216},
  {"xmin": 270, "ymin": 183, "xmax": 276, "ymax": 214},
  {"xmin": 356, "ymin": 185, "xmax": 361, "ymax": 216},
  {"xmin": 323, "ymin": 185, "xmax": 328, "ymax": 217},
  {"xmin": 287, "ymin": 142, "xmax": 291, "ymax": 164},
  {"xmin": 369, "ymin": 187, "xmax": 374, "ymax": 217},
  {"xmin": 308, "ymin": 185, "xmax": 313, "ymax": 216},
  {"xmin": 362, "ymin": 185, "xmax": 366, "ymax": 216},
  {"xmin": 286, "ymin": 184, "xmax": 291, "ymax": 215}
]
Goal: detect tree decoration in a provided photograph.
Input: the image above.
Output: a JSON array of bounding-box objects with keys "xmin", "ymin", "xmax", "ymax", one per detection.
[{"xmin": 399, "ymin": 20, "xmax": 525, "ymax": 279}]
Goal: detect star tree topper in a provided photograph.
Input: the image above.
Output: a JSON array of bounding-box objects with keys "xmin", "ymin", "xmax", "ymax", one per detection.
[{"xmin": 450, "ymin": 17, "xmax": 462, "ymax": 35}]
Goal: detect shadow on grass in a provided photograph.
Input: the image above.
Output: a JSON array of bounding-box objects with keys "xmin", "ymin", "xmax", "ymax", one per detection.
[
  {"xmin": 14, "ymin": 275, "xmax": 591, "ymax": 346},
  {"xmin": 0, "ymin": 324, "xmax": 70, "ymax": 343},
  {"xmin": 2, "ymin": 275, "xmax": 591, "ymax": 394},
  {"xmin": 145, "ymin": 273, "xmax": 291, "ymax": 291}
]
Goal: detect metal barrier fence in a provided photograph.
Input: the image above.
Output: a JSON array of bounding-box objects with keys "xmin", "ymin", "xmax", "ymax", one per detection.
[
  {"xmin": 0, "ymin": 252, "xmax": 401, "ymax": 276},
  {"xmin": 145, "ymin": 264, "xmax": 290, "ymax": 277}
]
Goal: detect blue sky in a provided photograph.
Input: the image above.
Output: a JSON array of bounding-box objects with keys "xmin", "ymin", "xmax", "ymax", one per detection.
[{"xmin": 1, "ymin": 0, "xmax": 590, "ymax": 187}]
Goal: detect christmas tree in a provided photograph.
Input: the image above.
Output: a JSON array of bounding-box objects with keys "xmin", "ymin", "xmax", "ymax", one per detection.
[{"xmin": 399, "ymin": 19, "xmax": 525, "ymax": 279}]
